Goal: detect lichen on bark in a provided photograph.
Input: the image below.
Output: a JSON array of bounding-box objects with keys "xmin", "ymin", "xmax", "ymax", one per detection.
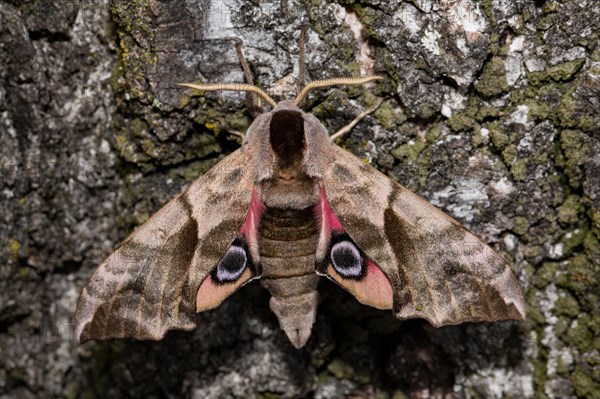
[{"xmin": 0, "ymin": 0, "xmax": 598, "ymax": 398}]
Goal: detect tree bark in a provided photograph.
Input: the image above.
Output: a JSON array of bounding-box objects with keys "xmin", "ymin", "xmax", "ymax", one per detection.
[{"xmin": 1, "ymin": 0, "xmax": 598, "ymax": 398}]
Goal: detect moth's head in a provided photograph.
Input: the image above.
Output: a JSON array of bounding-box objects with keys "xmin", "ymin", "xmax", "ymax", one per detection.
[
  {"xmin": 266, "ymin": 102, "xmax": 308, "ymax": 172},
  {"xmin": 179, "ymin": 76, "xmax": 381, "ymax": 176},
  {"xmin": 178, "ymin": 76, "xmax": 382, "ymax": 207}
]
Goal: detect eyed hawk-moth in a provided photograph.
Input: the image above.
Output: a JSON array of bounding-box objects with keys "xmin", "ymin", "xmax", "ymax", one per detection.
[{"xmin": 74, "ymin": 49, "xmax": 525, "ymax": 350}]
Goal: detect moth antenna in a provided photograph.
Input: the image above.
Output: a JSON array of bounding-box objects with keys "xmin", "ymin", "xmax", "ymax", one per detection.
[
  {"xmin": 178, "ymin": 83, "xmax": 277, "ymax": 108},
  {"xmin": 330, "ymin": 97, "xmax": 384, "ymax": 141},
  {"xmin": 297, "ymin": 25, "xmax": 308, "ymax": 102},
  {"xmin": 234, "ymin": 39, "xmax": 263, "ymax": 115},
  {"xmin": 294, "ymin": 76, "xmax": 383, "ymax": 106}
]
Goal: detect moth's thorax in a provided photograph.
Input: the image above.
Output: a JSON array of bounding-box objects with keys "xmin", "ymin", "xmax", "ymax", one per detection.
[
  {"xmin": 258, "ymin": 104, "xmax": 322, "ymax": 209},
  {"xmin": 259, "ymin": 176, "xmax": 320, "ymax": 209},
  {"xmin": 243, "ymin": 100, "xmax": 334, "ymax": 207}
]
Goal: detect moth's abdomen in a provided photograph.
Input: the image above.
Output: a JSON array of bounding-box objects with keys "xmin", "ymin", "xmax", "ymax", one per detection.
[
  {"xmin": 258, "ymin": 206, "xmax": 320, "ymax": 348},
  {"xmin": 258, "ymin": 206, "xmax": 318, "ymax": 278}
]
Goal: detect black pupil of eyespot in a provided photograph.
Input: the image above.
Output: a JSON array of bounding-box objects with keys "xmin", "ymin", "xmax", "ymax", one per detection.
[
  {"xmin": 215, "ymin": 245, "xmax": 247, "ymax": 282},
  {"xmin": 330, "ymin": 240, "xmax": 363, "ymax": 278}
]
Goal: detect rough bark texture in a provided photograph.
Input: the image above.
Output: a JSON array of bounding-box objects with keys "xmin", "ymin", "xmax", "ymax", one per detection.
[{"xmin": 1, "ymin": 0, "xmax": 599, "ymax": 398}]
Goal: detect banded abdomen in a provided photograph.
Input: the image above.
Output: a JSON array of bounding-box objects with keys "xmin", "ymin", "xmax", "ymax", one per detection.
[{"xmin": 258, "ymin": 206, "xmax": 319, "ymax": 348}]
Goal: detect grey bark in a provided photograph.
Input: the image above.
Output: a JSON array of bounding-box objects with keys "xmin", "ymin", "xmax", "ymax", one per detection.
[{"xmin": 1, "ymin": 0, "xmax": 599, "ymax": 398}]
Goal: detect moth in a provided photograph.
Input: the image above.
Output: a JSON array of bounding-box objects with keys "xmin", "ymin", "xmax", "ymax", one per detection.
[{"xmin": 75, "ymin": 39, "xmax": 525, "ymax": 349}]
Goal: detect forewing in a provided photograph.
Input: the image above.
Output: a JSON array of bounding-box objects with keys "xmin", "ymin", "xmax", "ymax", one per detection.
[
  {"xmin": 321, "ymin": 145, "xmax": 525, "ymax": 327},
  {"xmin": 75, "ymin": 149, "xmax": 255, "ymax": 342}
]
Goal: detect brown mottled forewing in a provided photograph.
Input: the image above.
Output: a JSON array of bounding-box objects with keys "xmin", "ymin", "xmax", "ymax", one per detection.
[
  {"xmin": 323, "ymin": 146, "xmax": 525, "ymax": 326},
  {"xmin": 75, "ymin": 149, "xmax": 253, "ymax": 342}
]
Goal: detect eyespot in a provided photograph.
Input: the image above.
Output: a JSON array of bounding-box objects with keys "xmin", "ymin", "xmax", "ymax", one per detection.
[
  {"xmin": 330, "ymin": 240, "xmax": 364, "ymax": 278},
  {"xmin": 213, "ymin": 245, "xmax": 247, "ymax": 283}
]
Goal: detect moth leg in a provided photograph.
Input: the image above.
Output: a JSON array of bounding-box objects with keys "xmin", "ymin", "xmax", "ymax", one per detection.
[
  {"xmin": 233, "ymin": 39, "xmax": 263, "ymax": 117},
  {"xmin": 211, "ymin": 115, "xmax": 245, "ymax": 140},
  {"xmin": 330, "ymin": 97, "xmax": 384, "ymax": 141},
  {"xmin": 224, "ymin": 125, "xmax": 245, "ymax": 139}
]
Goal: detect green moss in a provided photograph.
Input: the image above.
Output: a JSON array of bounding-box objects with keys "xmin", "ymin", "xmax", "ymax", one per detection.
[
  {"xmin": 109, "ymin": 55, "xmax": 125, "ymax": 93},
  {"xmin": 112, "ymin": 0, "xmax": 160, "ymax": 102},
  {"xmin": 475, "ymin": 57, "xmax": 509, "ymax": 97},
  {"xmin": 557, "ymin": 87, "xmax": 578, "ymax": 128},
  {"xmin": 178, "ymin": 95, "xmax": 192, "ymax": 109},
  {"xmin": 560, "ymin": 130, "xmax": 590, "ymax": 188},
  {"xmin": 537, "ymin": 9, "xmax": 559, "ymax": 33},
  {"xmin": 228, "ymin": 110, "xmax": 252, "ymax": 132},
  {"xmin": 512, "ymin": 216, "xmax": 530, "ymax": 236},
  {"xmin": 511, "ymin": 158, "xmax": 528, "ymax": 181},
  {"xmin": 480, "ymin": 0, "xmax": 496, "ymax": 26},
  {"xmin": 591, "ymin": 209, "xmax": 600, "ymax": 229},
  {"xmin": 414, "ymin": 103, "xmax": 439, "ymax": 120},
  {"xmin": 352, "ymin": 5, "xmax": 378, "ymax": 36},
  {"xmin": 583, "ymin": 229, "xmax": 600, "ymax": 258},
  {"xmin": 327, "ymin": 358, "xmax": 355, "ymax": 380},
  {"xmin": 532, "ymin": 331, "xmax": 549, "ymax": 398},
  {"xmin": 553, "ymin": 293, "xmax": 580, "ymax": 317},
  {"xmin": 533, "ymin": 150, "xmax": 549, "ymax": 166},
  {"xmin": 310, "ymin": 92, "xmax": 354, "ymax": 128},
  {"xmin": 132, "ymin": 118, "xmax": 151, "ymax": 136},
  {"xmin": 373, "ymin": 101, "xmax": 406, "ymax": 129},
  {"xmin": 592, "ymin": 48, "xmax": 600, "ymax": 63},
  {"xmin": 167, "ymin": 159, "xmax": 219, "ymax": 182},
  {"xmin": 555, "ymin": 355, "xmax": 573, "ymax": 378},
  {"xmin": 589, "ymin": 315, "xmax": 600, "ymax": 345},
  {"xmin": 391, "ymin": 140, "xmax": 426, "ymax": 161},
  {"xmin": 7, "ymin": 239, "xmax": 21, "ymax": 262},
  {"xmin": 114, "ymin": 134, "xmax": 129, "ymax": 156},
  {"xmin": 112, "ymin": 0, "xmax": 158, "ymax": 36},
  {"xmin": 489, "ymin": 123, "xmax": 510, "ymax": 149},
  {"xmin": 184, "ymin": 139, "xmax": 217, "ymax": 164},
  {"xmin": 488, "ymin": 32, "xmax": 501, "ymax": 56},
  {"xmin": 525, "ymin": 97, "xmax": 552, "ymax": 122},
  {"xmin": 527, "ymin": 59, "xmax": 585, "ymax": 86},
  {"xmin": 525, "ymin": 289, "xmax": 546, "ymax": 325},
  {"xmin": 391, "ymin": 391, "xmax": 410, "ymax": 399},
  {"xmin": 557, "ymin": 194, "xmax": 583, "ymax": 225},
  {"xmin": 542, "ymin": 0, "xmax": 559, "ymax": 13},
  {"xmin": 535, "ymin": 262, "xmax": 559, "ymax": 288},
  {"xmin": 446, "ymin": 114, "xmax": 477, "ymax": 132},
  {"xmin": 372, "ymin": 389, "xmax": 390, "ymax": 399},
  {"xmin": 425, "ymin": 125, "xmax": 442, "ymax": 143},
  {"xmin": 571, "ymin": 366, "xmax": 600, "ymax": 399},
  {"xmin": 476, "ymin": 105, "xmax": 502, "ymax": 121},
  {"xmin": 472, "ymin": 128, "xmax": 485, "ymax": 147},
  {"xmin": 140, "ymin": 139, "xmax": 158, "ymax": 158},
  {"xmin": 524, "ymin": 244, "xmax": 541, "ymax": 262},
  {"xmin": 562, "ymin": 228, "xmax": 587, "ymax": 256},
  {"xmin": 342, "ymin": 59, "xmax": 362, "ymax": 77},
  {"xmin": 316, "ymin": 370, "xmax": 329, "ymax": 383},
  {"xmin": 557, "ymin": 255, "xmax": 596, "ymax": 296},
  {"xmin": 563, "ymin": 314, "xmax": 596, "ymax": 353},
  {"xmin": 502, "ymin": 144, "xmax": 517, "ymax": 164}
]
